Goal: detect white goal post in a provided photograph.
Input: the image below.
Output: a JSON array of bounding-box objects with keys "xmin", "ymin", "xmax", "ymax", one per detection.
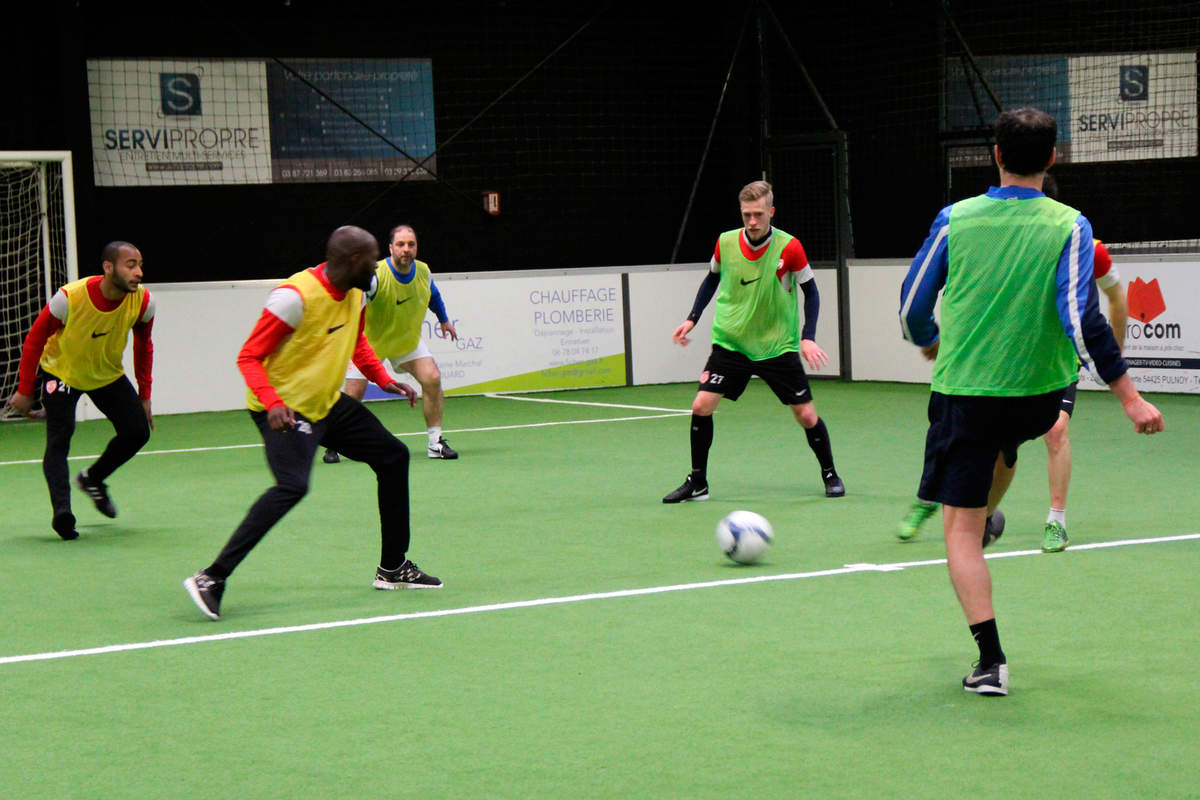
[{"xmin": 1, "ymin": 151, "xmax": 79, "ymax": 411}]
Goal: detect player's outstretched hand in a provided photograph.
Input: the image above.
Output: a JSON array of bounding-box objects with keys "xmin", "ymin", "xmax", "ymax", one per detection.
[
  {"xmin": 1123, "ymin": 395, "xmax": 1164, "ymax": 435},
  {"xmin": 801, "ymin": 339, "xmax": 828, "ymax": 370},
  {"xmin": 142, "ymin": 398, "xmax": 155, "ymax": 431},
  {"xmin": 267, "ymin": 404, "xmax": 296, "ymax": 432},
  {"xmin": 383, "ymin": 381, "xmax": 418, "ymax": 408},
  {"xmin": 672, "ymin": 320, "xmax": 695, "ymax": 346},
  {"xmin": 438, "ymin": 321, "xmax": 458, "ymax": 341},
  {"xmin": 6, "ymin": 391, "xmax": 34, "ymax": 417}
]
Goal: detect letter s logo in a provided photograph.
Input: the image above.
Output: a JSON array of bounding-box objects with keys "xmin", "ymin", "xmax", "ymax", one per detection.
[
  {"xmin": 1119, "ymin": 65, "xmax": 1148, "ymax": 102},
  {"xmin": 160, "ymin": 73, "xmax": 201, "ymax": 116}
]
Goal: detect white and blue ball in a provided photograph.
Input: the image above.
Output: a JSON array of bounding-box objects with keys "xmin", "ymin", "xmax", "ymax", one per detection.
[{"xmin": 716, "ymin": 510, "xmax": 774, "ymax": 564}]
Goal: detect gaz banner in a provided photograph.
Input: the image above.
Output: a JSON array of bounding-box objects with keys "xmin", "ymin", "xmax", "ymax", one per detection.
[{"xmin": 363, "ymin": 274, "xmax": 628, "ymax": 398}]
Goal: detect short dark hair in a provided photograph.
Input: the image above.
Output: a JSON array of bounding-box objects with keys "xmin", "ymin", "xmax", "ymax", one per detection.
[
  {"xmin": 994, "ymin": 107, "xmax": 1057, "ymax": 176},
  {"xmin": 101, "ymin": 241, "xmax": 136, "ymax": 266},
  {"xmin": 388, "ymin": 224, "xmax": 417, "ymax": 245}
]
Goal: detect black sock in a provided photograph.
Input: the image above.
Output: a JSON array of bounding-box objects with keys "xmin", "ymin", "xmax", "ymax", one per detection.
[
  {"xmin": 969, "ymin": 618, "xmax": 1006, "ymax": 668},
  {"xmin": 804, "ymin": 418, "xmax": 835, "ymax": 474},
  {"xmin": 689, "ymin": 414, "xmax": 713, "ymax": 484}
]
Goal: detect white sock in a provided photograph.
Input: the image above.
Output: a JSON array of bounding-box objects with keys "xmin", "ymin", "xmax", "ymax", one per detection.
[
  {"xmin": 1047, "ymin": 508, "xmax": 1066, "ymax": 526},
  {"xmin": 428, "ymin": 427, "xmax": 442, "ymax": 449}
]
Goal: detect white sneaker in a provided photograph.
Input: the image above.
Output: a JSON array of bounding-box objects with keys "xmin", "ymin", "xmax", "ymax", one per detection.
[{"xmin": 427, "ymin": 437, "xmax": 458, "ymax": 459}]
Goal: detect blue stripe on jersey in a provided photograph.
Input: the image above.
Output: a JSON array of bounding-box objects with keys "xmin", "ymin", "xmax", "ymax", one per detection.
[
  {"xmin": 899, "ymin": 206, "xmax": 951, "ymax": 347},
  {"xmin": 1056, "ymin": 214, "xmax": 1126, "ymax": 384},
  {"xmin": 429, "ymin": 280, "xmax": 449, "ymax": 323},
  {"xmin": 1057, "ymin": 218, "xmax": 1094, "ymax": 377}
]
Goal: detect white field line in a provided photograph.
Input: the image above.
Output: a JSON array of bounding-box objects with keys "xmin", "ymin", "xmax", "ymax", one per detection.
[
  {"xmin": 484, "ymin": 392, "xmax": 691, "ymax": 414},
  {"xmin": 0, "ymin": 408, "xmax": 690, "ymax": 467},
  {"xmin": 2, "ymin": 532, "xmax": 1196, "ymax": 667}
]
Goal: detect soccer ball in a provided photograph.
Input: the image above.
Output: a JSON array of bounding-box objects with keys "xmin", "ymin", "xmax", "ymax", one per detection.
[{"xmin": 716, "ymin": 510, "xmax": 774, "ymax": 564}]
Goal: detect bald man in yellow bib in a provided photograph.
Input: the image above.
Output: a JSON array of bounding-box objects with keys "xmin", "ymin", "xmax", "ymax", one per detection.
[{"xmin": 184, "ymin": 226, "xmax": 441, "ymax": 621}]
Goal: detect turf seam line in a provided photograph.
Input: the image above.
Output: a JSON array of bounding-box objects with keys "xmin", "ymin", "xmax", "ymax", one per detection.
[
  {"xmin": 2, "ymin": 532, "xmax": 1197, "ymax": 667},
  {"xmin": 0, "ymin": 412, "xmax": 690, "ymax": 467}
]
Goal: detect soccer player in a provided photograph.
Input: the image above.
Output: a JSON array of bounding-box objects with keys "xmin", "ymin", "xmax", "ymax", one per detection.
[
  {"xmin": 6, "ymin": 242, "xmax": 154, "ymax": 540},
  {"xmin": 1039, "ymin": 174, "xmax": 1128, "ymax": 553},
  {"xmin": 184, "ymin": 226, "xmax": 441, "ymax": 622},
  {"xmin": 899, "ymin": 107, "xmax": 1163, "ymax": 696},
  {"xmin": 662, "ymin": 180, "xmax": 844, "ymax": 503},
  {"xmin": 323, "ymin": 224, "xmax": 459, "ymax": 464},
  {"xmin": 895, "ymin": 178, "xmax": 1130, "ymax": 551}
]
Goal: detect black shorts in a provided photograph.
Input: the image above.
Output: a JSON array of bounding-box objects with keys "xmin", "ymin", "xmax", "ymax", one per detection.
[
  {"xmin": 698, "ymin": 344, "xmax": 813, "ymax": 405},
  {"xmin": 918, "ymin": 389, "xmax": 1065, "ymax": 508},
  {"xmin": 1060, "ymin": 381, "xmax": 1078, "ymax": 418}
]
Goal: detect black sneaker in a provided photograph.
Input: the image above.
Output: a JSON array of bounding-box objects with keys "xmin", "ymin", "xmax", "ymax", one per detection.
[
  {"xmin": 322, "ymin": 448, "xmax": 341, "ymax": 464},
  {"xmin": 662, "ymin": 475, "xmax": 709, "ymax": 503},
  {"xmin": 427, "ymin": 437, "xmax": 459, "ymax": 459},
  {"xmin": 76, "ymin": 469, "xmax": 117, "ymax": 518},
  {"xmin": 373, "ymin": 559, "xmax": 443, "ymax": 589},
  {"xmin": 823, "ymin": 471, "xmax": 846, "ymax": 498},
  {"xmin": 962, "ymin": 661, "xmax": 1009, "ymax": 696},
  {"xmin": 184, "ymin": 570, "xmax": 226, "ymax": 620},
  {"xmin": 52, "ymin": 511, "xmax": 78, "ymax": 541},
  {"xmin": 982, "ymin": 509, "xmax": 1006, "ymax": 548}
]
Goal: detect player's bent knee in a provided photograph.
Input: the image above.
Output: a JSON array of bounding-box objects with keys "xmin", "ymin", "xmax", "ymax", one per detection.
[
  {"xmin": 380, "ymin": 439, "xmax": 410, "ymax": 466},
  {"xmin": 120, "ymin": 420, "xmax": 151, "ymax": 449},
  {"xmin": 1044, "ymin": 419, "xmax": 1070, "ymax": 450},
  {"xmin": 793, "ymin": 405, "xmax": 819, "ymax": 428},
  {"xmin": 273, "ymin": 481, "xmax": 309, "ymax": 504}
]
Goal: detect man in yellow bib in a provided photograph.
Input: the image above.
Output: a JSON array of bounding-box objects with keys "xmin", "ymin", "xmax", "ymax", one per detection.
[
  {"xmin": 323, "ymin": 224, "xmax": 459, "ymax": 464},
  {"xmin": 7, "ymin": 241, "xmax": 154, "ymax": 540},
  {"xmin": 184, "ymin": 226, "xmax": 441, "ymax": 621}
]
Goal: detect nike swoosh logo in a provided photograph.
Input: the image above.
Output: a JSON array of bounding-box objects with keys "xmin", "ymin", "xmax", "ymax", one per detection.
[
  {"xmin": 90, "ymin": 331, "xmax": 108, "ymax": 338},
  {"xmin": 1063, "ymin": 400, "xmax": 1074, "ymax": 405},
  {"xmin": 396, "ymin": 298, "xmax": 410, "ymax": 305},
  {"xmin": 739, "ymin": 277, "xmax": 761, "ymax": 285},
  {"xmin": 327, "ymin": 323, "xmax": 347, "ymax": 334}
]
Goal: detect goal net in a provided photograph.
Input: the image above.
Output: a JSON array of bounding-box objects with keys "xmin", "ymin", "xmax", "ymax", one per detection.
[{"xmin": 1, "ymin": 152, "xmax": 77, "ymax": 414}]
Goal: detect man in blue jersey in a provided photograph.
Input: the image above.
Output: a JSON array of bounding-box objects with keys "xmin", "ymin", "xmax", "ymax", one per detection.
[{"xmin": 899, "ymin": 107, "xmax": 1163, "ymax": 696}]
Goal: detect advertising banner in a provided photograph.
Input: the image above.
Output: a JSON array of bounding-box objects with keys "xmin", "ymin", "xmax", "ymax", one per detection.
[
  {"xmin": 365, "ymin": 273, "xmax": 628, "ymax": 399},
  {"xmin": 1068, "ymin": 52, "xmax": 1197, "ymax": 162},
  {"xmin": 943, "ymin": 51, "xmax": 1196, "ymax": 166},
  {"xmin": 87, "ymin": 57, "xmax": 435, "ymax": 186},
  {"xmin": 88, "ymin": 59, "xmax": 274, "ymax": 186},
  {"xmin": 265, "ymin": 59, "xmax": 436, "ymax": 183},
  {"xmin": 1079, "ymin": 260, "xmax": 1200, "ymax": 394}
]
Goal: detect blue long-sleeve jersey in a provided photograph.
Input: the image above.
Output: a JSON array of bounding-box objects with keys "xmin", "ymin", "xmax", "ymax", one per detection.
[{"xmin": 899, "ymin": 186, "xmax": 1126, "ymax": 385}]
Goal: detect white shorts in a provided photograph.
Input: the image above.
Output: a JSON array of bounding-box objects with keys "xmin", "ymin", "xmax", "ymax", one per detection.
[{"xmin": 345, "ymin": 339, "xmax": 433, "ymax": 380}]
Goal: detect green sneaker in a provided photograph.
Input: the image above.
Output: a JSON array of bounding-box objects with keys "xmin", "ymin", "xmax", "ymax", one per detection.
[
  {"xmin": 897, "ymin": 501, "xmax": 938, "ymax": 541},
  {"xmin": 1042, "ymin": 521, "xmax": 1069, "ymax": 553}
]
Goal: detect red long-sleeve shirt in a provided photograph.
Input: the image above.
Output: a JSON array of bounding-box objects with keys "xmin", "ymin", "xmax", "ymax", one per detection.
[
  {"xmin": 17, "ymin": 276, "xmax": 154, "ymax": 399},
  {"xmin": 237, "ymin": 265, "xmax": 392, "ymax": 411}
]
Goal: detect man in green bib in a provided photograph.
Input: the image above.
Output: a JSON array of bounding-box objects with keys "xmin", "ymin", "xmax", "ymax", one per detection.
[
  {"xmin": 663, "ymin": 180, "xmax": 844, "ymax": 504},
  {"xmin": 900, "ymin": 107, "xmax": 1164, "ymax": 696}
]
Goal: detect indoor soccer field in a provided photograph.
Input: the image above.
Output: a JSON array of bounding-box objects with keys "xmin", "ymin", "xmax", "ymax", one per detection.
[{"xmin": 1, "ymin": 380, "xmax": 1197, "ymax": 798}]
